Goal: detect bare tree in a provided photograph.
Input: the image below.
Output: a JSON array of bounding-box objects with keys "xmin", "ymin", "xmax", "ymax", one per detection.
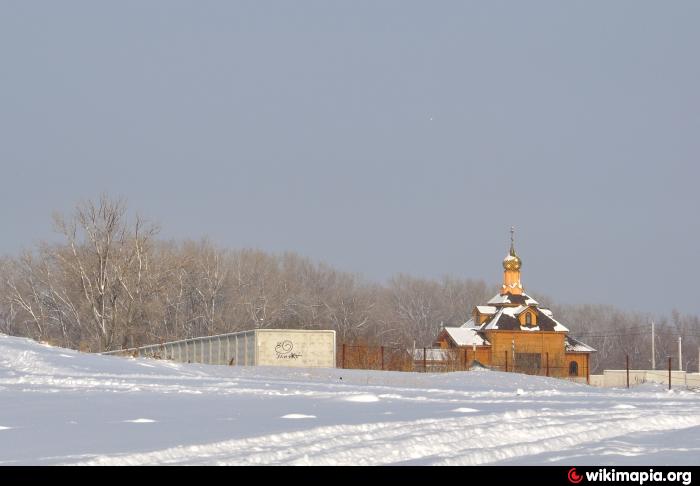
[{"xmin": 51, "ymin": 195, "xmax": 158, "ymax": 351}]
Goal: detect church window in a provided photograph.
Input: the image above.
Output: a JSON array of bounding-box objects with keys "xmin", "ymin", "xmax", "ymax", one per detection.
[
  {"xmin": 525, "ymin": 313, "xmax": 532, "ymax": 326},
  {"xmin": 569, "ymin": 361, "xmax": 579, "ymax": 376}
]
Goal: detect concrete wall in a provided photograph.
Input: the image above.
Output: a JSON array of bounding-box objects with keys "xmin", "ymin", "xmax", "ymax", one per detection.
[
  {"xmin": 254, "ymin": 329, "xmax": 335, "ymax": 368},
  {"xmin": 590, "ymin": 370, "xmax": 700, "ymax": 388},
  {"xmin": 589, "ymin": 374, "xmax": 605, "ymax": 387}
]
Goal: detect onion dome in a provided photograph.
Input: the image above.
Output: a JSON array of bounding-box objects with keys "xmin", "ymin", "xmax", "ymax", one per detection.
[
  {"xmin": 503, "ymin": 247, "xmax": 521, "ymax": 271},
  {"xmin": 502, "ymin": 226, "xmax": 521, "ymax": 271}
]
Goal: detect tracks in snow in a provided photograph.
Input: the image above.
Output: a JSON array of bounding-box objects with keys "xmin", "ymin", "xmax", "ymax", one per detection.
[{"xmin": 70, "ymin": 407, "xmax": 700, "ymax": 466}]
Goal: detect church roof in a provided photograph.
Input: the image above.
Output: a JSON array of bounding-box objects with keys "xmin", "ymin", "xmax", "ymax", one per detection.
[
  {"xmin": 487, "ymin": 292, "xmax": 539, "ymax": 306},
  {"xmin": 476, "ymin": 305, "xmax": 497, "ymax": 315},
  {"xmin": 480, "ymin": 306, "xmax": 569, "ymax": 332},
  {"xmin": 565, "ymin": 336, "xmax": 596, "ymax": 353},
  {"xmin": 442, "ymin": 327, "xmax": 490, "ymax": 347}
]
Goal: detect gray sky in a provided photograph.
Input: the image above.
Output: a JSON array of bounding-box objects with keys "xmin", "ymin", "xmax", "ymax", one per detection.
[{"xmin": 1, "ymin": 1, "xmax": 699, "ymax": 316}]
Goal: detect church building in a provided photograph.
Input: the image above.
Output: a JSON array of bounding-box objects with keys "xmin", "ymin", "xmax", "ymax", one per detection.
[{"xmin": 435, "ymin": 230, "xmax": 595, "ymax": 383}]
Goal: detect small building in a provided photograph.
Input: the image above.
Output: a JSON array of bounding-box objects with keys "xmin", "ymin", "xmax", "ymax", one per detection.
[
  {"xmin": 434, "ymin": 327, "xmax": 491, "ymax": 367},
  {"xmin": 412, "ymin": 347, "xmax": 456, "ymax": 371},
  {"xmin": 234, "ymin": 329, "xmax": 337, "ymax": 368},
  {"xmin": 434, "ymin": 229, "xmax": 595, "ymax": 382}
]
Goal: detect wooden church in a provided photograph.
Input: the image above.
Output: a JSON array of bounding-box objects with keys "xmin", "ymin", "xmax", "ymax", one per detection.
[{"xmin": 434, "ymin": 230, "xmax": 595, "ymax": 383}]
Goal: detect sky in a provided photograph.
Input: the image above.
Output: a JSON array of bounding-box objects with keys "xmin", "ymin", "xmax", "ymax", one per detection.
[{"xmin": 0, "ymin": 1, "xmax": 699, "ymax": 316}]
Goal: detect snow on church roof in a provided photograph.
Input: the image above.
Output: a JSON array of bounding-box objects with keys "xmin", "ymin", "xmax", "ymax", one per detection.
[
  {"xmin": 565, "ymin": 336, "xmax": 596, "ymax": 353},
  {"xmin": 442, "ymin": 327, "xmax": 490, "ymax": 347},
  {"xmin": 476, "ymin": 305, "xmax": 497, "ymax": 315},
  {"xmin": 461, "ymin": 318, "xmax": 477, "ymax": 328},
  {"xmin": 542, "ymin": 313, "xmax": 569, "ymax": 332},
  {"xmin": 487, "ymin": 293, "xmax": 539, "ymax": 306}
]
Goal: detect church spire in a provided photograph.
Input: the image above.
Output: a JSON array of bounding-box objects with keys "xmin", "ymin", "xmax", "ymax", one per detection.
[{"xmin": 501, "ymin": 226, "xmax": 523, "ymax": 295}]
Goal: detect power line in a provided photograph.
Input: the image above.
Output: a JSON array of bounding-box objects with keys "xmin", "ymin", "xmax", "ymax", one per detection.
[{"xmin": 571, "ymin": 332, "xmax": 700, "ymax": 339}]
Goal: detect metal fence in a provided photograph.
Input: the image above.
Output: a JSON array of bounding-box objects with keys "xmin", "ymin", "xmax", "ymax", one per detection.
[
  {"xmin": 336, "ymin": 343, "xmax": 590, "ymax": 383},
  {"xmin": 103, "ymin": 330, "xmax": 256, "ymax": 365}
]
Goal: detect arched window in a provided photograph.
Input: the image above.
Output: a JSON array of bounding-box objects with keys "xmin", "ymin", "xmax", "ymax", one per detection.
[
  {"xmin": 525, "ymin": 313, "xmax": 532, "ymax": 326},
  {"xmin": 569, "ymin": 361, "xmax": 579, "ymax": 376}
]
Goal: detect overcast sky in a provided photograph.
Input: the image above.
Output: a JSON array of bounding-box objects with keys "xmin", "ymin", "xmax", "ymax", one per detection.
[{"xmin": 1, "ymin": 1, "xmax": 698, "ymax": 316}]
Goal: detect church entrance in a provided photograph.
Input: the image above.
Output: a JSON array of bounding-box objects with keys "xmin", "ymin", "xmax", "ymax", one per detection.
[{"xmin": 515, "ymin": 352, "xmax": 542, "ymax": 374}]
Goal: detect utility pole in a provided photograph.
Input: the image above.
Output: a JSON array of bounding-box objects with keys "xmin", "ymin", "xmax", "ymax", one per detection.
[
  {"xmin": 651, "ymin": 320, "xmax": 655, "ymax": 370},
  {"xmin": 678, "ymin": 336, "xmax": 682, "ymax": 371}
]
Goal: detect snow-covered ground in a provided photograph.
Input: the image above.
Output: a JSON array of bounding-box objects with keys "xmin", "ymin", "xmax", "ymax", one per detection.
[{"xmin": 1, "ymin": 334, "xmax": 699, "ymax": 465}]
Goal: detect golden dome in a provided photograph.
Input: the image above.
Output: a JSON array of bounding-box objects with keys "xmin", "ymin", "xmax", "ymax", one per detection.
[{"xmin": 503, "ymin": 247, "xmax": 522, "ymax": 271}]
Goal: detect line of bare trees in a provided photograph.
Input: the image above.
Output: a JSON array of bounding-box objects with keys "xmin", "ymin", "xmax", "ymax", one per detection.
[{"xmin": 1, "ymin": 196, "xmax": 698, "ymax": 373}]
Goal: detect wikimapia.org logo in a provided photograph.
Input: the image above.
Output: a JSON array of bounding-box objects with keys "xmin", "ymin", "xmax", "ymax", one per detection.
[
  {"xmin": 567, "ymin": 468, "xmax": 693, "ymax": 485},
  {"xmin": 569, "ymin": 468, "xmax": 584, "ymax": 484}
]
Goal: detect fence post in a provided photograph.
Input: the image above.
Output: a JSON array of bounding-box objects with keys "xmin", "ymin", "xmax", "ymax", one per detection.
[
  {"xmin": 464, "ymin": 348, "xmax": 467, "ymax": 370},
  {"xmin": 423, "ymin": 347, "xmax": 427, "ymax": 372},
  {"xmin": 626, "ymin": 354, "xmax": 630, "ymax": 388},
  {"xmin": 586, "ymin": 356, "xmax": 590, "ymax": 385},
  {"xmin": 381, "ymin": 346, "xmax": 384, "ymax": 371},
  {"xmin": 668, "ymin": 356, "xmax": 672, "ymax": 390},
  {"xmin": 342, "ymin": 344, "xmax": 346, "ymax": 369},
  {"xmin": 545, "ymin": 352, "xmax": 549, "ymax": 377},
  {"xmin": 504, "ymin": 350, "xmax": 508, "ymax": 372}
]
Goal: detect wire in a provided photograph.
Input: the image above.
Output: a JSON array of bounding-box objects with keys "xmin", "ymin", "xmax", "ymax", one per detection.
[{"xmin": 571, "ymin": 332, "xmax": 700, "ymax": 338}]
